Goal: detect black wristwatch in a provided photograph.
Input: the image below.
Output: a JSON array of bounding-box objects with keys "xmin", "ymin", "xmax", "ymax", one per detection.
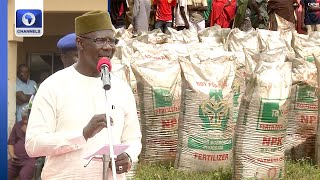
[{"xmin": 125, "ymin": 152, "xmax": 132, "ymax": 171}]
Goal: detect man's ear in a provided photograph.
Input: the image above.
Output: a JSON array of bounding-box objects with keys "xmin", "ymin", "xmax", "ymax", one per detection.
[{"xmin": 76, "ymin": 37, "xmax": 84, "ymax": 50}]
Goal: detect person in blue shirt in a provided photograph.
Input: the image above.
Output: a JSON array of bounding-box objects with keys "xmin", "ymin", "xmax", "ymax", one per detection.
[{"xmin": 16, "ymin": 64, "xmax": 37, "ymax": 122}]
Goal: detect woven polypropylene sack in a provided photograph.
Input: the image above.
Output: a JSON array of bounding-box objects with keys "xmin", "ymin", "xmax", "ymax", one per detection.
[
  {"xmin": 231, "ymin": 52, "xmax": 246, "ymax": 133},
  {"xmin": 234, "ymin": 50, "xmax": 292, "ymax": 179},
  {"xmin": 112, "ymin": 63, "xmax": 130, "ymax": 84},
  {"xmin": 131, "ymin": 59, "xmax": 181, "ymax": 164},
  {"xmin": 286, "ymin": 58, "xmax": 318, "ymax": 161},
  {"xmin": 225, "ymin": 28, "xmax": 260, "ymax": 53},
  {"xmin": 292, "ymin": 31, "xmax": 320, "ymax": 63},
  {"xmin": 130, "ymin": 43, "xmax": 171, "ymax": 123},
  {"xmin": 198, "ymin": 26, "xmax": 224, "ymax": 50},
  {"xmin": 134, "ymin": 29, "xmax": 173, "ymax": 44},
  {"xmin": 166, "ymin": 28, "xmax": 199, "ymax": 44},
  {"xmin": 257, "ymin": 29, "xmax": 293, "ymax": 52},
  {"xmin": 175, "ymin": 56, "xmax": 235, "ymax": 171},
  {"xmin": 314, "ymin": 54, "xmax": 320, "ymax": 165}
]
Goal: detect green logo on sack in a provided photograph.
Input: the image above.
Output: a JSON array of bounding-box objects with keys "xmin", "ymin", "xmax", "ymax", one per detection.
[
  {"xmin": 199, "ymin": 89, "xmax": 229, "ymax": 131},
  {"xmin": 187, "ymin": 136, "xmax": 233, "ymax": 151},
  {"xmin": 233, "ymin": 92, "xmax": 240, "ymax": 123},
  {"xmin": 305, "ymin": 56, "xmax": 315, "ymax": 63},
  {"xmin": 257, "ymin": 99, "xmax": 288, "ymax": 132},
  {"xmin": 261, "ymin": 102, "xmax": 280, "ymax": 123},
  {"xmin": 153, "ymin": 88, "xmax": 173, "ymax": 108},
  {"xmin": 233, "ymin": 93, "xmax": 240, "ymax": 108},
  {"xmin": 232, "ymin": 77, "xmax": 243, "ymax": 123},
  {"xmin": 232, "ymin": 81, "xmax": 241, "ymax": 107},
  {"xmin": 296, "ymin": 85, "xmax": 316, "ymax": 104}
]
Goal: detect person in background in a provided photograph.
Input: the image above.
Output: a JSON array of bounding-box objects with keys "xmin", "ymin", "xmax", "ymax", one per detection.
[
  {"xmin": 153, "ymin": 0, "xmax": 177, "ymax": 34},
  {"xmin": 149, "ymin": 0, "xmax": 156, "ymax": 30},
  {"xmin": 126, "ymin": 0, "xmax": 135, "ymax": 28},
  {"xmin": 16, "ymin": 64, "xmax": 37, "ymax": 122},
  {"xmin": 110, "ymin": 0, "xmax": 128, "ymax": 29},
  {"xmin": 210, "ymin": 0, "xmax": 236, "ymax": 28},
  {"xmin": 174, "ymin": 0, "xmax": 190, "ymax": 30},
  {"xmin": 8, "ymin": 106, "xmax": 36, "ymax": 180},
  {"xmin": 25, "ymin": 10, "xmax": 142, "ymax": 179},
  {"xmin": 57, "ymin": 33, "xmax": 79, "ymax": 68},
  {"xmin": 301, "ymin": 0, "xmax": 320, "ymax": 34},
  {"xmin": 268, "ymin": 0, "xmax": 298, "ymax": 31},
  {"xmin": 295, "ymin": 0, "xmax": 306, "ymax": 33},
  {"xmin": 187, "ymin": 0, "xmax": 208, "ymax": 32},
  {"xmin": 133, "ymin": 0, "xmax": 151, "ymax": 34},
  {"xmin": 250, "ymin": 0, "xmax": 268, "ymax": 29},
  {"xmin": 234, "ymin": 0, "xmax": 262, "ymax": 31},
  {"xmin": 204, "ymin": 0, "xmax": 212, "ymax": 27}
]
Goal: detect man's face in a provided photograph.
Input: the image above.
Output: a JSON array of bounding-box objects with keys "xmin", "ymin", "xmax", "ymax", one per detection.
[
  {"xmin": 78, "ymin": 29, "xmax": 116, "ymax": 73},
  {"xmin": 18, "ymin": 66, "xmax": 29, "ymax": 82}
]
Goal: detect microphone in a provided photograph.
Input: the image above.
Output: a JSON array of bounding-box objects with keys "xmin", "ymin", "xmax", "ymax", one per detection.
[{"xmin": 97, "ymin": 57, "xmax": 112, "ymax": 90}]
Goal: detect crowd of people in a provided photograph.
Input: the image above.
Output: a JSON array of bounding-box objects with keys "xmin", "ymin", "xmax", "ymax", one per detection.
[{"xmin": 110, "ymin": 0, "xmax": 320, "ymax": 34}]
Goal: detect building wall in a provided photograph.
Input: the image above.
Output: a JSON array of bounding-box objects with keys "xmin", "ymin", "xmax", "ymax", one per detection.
[
  {"xmin": 17, "ymin": 36, "xmax": 62, "ymax": 62},
  {"xmin": 44, "ymin": 0, "xmax": 107, "ymax": 12},
  {"xmin": 8, "ymin": 0, "xmax": 23, "ymax": 135},
  {"xmin": 8, "ymin": 42, "xmax": 18, "ymax": 136}
]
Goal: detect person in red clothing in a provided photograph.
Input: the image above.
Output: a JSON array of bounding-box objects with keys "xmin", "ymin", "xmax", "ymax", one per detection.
[
  {"xmin": 210, "ymin": 0, "xmax": 236, "ymax": 28},
  {"xmin": 110, "ymin": 0, "xmax": 128, "ymax": 28},
  {"xmin": 153, "ymin": 0, "xmax": 177, "ymax": 34}
]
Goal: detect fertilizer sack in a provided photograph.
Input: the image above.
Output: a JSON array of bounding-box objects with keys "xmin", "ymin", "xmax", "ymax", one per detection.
[
  {"xmin": 175, "ymin": 55, "xmax": 235, "ymax": 171},
  {"xmin": 234, "ymin": 50, "xmax": 292, "ymax": 179},
  {"xmin": 286, "ymin": 57, "xmax": 318, "ymax": 161},
  {"xmin": 131, "ymin": 58, "xmax": 181, "ymax": 163}
]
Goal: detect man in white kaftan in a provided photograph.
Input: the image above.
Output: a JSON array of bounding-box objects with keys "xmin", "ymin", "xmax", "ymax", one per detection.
[{"xmin": 25, "ymin": 10, "xmax": 142, "ymax": 180}]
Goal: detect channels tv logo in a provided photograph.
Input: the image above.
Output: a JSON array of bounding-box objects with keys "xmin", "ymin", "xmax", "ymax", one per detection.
[{"xmin": 16, "ymin": 9, "xmax": 43, "ymax": 37}]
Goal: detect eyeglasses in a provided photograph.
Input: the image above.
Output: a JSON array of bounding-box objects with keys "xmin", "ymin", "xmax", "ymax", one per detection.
[{"xmin": 78, "ymin": 35, "xmax": 119, "ymax": 47}]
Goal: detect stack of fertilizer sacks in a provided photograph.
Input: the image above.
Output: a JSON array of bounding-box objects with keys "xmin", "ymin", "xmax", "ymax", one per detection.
[{"xmin": 110, "ymin": 26, "xmax": 320, "ymax": 179}]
